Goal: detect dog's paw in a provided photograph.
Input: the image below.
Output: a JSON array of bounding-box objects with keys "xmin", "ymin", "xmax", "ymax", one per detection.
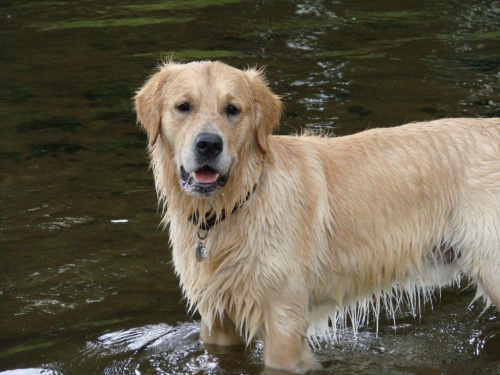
[
  {"xmin": 263, "ymin": 351, "xmax": 322, "ymax": 373},
  {"xmin": 294, "ymin": 350, "xmax": 322, "ymax": 372}
]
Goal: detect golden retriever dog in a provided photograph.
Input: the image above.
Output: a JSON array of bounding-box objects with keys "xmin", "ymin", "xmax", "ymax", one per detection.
[{"xmin": 135, "ymin": 60, "xmax": 500, "ymax": 372}]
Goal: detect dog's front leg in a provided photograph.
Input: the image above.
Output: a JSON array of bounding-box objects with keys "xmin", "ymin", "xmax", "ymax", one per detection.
[
  {"xmin": 263, "ymin": 312, "xmax": 321, "ymax": 372},
  {"xmin": 200, "ymin": 315, "xmax": 244, "ymax": 346}
]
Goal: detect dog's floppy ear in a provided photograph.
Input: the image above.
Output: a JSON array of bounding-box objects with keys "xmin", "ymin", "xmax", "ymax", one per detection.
[
  {"xmin": 246, "ymin": 68, "xmax": 282, "ymax": 154},
  {"xmin": 134, "ymin": 68, "xmax": 170, "ymax": 147}
]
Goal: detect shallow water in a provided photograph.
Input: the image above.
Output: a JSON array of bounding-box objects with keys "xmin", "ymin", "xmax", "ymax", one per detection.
[{"xmin": 1, "ymin": 0, "xmax": 499, "ymax": 374}]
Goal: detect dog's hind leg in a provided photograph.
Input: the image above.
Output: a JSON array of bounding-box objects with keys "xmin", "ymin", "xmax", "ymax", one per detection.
[
  {"xmin": 457, "ymin": 168, "xmax": 500, "ymax": 310},
  {"xmin": 459, "ymin": 213, "xmax": 500, "ymax": 310},
  {"xmin": 477, "ymin": 267, "xmax": 500, "ymax": 309}
]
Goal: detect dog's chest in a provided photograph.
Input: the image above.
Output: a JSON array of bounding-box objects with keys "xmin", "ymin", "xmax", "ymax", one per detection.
[{"xmin": 170, "ymin": 215, "xmax": 277, "ymax": 304}]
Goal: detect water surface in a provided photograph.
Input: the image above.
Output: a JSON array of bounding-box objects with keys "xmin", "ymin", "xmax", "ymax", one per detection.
[{"xmin": 1, "ymin": 0, "xmax": 499, "ymax": 374}]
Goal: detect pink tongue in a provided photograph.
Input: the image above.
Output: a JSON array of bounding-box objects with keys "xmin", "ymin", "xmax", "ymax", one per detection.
[{"xmin": 194, "ymin": 170, "xmax": 219, "ymax": 184}]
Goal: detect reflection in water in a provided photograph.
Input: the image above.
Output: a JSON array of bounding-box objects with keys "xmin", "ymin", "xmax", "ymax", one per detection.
[
  {"xmin": 88, "ymin": 323, "xmax": 193, "ymax": 354},
  {"xmin": 38, "ymin": 310, "xmax": 499, "ymax": 374},
  {"xmin": 81, "ymin": 322, "xmax": 261, "ymax": 374},
  {"xmin": 1, "ymin": 0, "xmax": 499, "ymax": 373},
  {"xmin": 39, "ymin": 217, "xmax": 94, "ymax": 231},
  {"xmin": 0, "ymin": 370, "xmax": 62, "ymax": 375}
]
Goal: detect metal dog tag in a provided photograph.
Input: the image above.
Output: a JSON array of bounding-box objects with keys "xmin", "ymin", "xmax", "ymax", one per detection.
[{"xmin": 195, "ymin": 242, "xmax": 208, "ymax": 262}]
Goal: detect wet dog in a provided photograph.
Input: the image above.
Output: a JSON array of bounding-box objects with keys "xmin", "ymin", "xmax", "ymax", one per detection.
[{"xmin": 135, "ymin": 60, "xmax": 500, "ymax": 372}]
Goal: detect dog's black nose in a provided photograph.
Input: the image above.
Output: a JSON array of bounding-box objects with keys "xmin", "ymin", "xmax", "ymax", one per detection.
[{"xmin": 195, "ymin": 133, "xmax": 223, "ymax": 159}]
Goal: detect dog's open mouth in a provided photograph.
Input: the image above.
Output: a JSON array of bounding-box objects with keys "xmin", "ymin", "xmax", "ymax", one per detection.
[
  {"xmin": 180, "ymin": 166, "xmax": 230, "ymax": 196},
  {"xmin": 193, "ymin": 166, "xmax": 219, "ymax": 184}
]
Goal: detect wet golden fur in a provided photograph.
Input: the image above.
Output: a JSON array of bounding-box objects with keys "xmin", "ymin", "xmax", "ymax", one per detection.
[{"xmin": 135, "ymin": 61, "xmax": 500, "ymax": 372}]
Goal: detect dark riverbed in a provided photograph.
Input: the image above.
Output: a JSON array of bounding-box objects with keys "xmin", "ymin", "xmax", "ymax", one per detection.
[{"xmin": 1, "ymin": 0, "xmax": 499, "ymax": 374}]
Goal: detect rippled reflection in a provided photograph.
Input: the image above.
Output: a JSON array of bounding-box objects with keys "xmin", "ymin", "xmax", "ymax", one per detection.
[
  {"xmin": 1, "ymin": 0, "xmax": 499, "ymax": 373},
  {"xmin": 0, "ymin": 369, "xmax": 62, "ymax": 375},
  {"xmin": 68, "ymin": 309, "xmax": 498, "ymax": 374},
  {"xmin": 81, "ymin": 322, "xmax": 262, "ymax": 374}
]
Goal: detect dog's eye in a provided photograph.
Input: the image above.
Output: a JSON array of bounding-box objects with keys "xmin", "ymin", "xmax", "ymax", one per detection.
[
  {"xmin": 226, "ymin": 105, "xmax": 240, "ymax": 116},
  {"xmin": 177, "ymin": 102, "xmax": 190, "ymax": 112}
]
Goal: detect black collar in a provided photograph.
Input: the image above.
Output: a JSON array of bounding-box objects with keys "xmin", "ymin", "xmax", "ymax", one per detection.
[{"xmin": 188, "ymin": 184, "xmax": 257, "ymax": 231}]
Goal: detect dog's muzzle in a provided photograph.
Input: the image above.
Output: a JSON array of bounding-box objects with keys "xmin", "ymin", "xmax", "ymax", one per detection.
[{"xmin": 179, "ymin": 132, "xmax": 231, "ymax": 196}]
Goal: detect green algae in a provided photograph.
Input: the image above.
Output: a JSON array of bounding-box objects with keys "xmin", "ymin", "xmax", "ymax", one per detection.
[
  {"xmin": 128, "ymin": 49, "xmax": 241, "ymax": 59},
  {"xmin": 37, "ymin": 16, "xmax": 194, "ymax": 31},
  {"xmin": 0, "ymin": 341, "xmax": 57, "ymax": 358},
  {"xmin": 124, "ymin": 0, "xmax": 245, "ymax": 12}
]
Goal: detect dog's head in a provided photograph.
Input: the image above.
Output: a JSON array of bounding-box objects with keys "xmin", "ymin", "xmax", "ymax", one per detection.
[{"xmin": 134, "ymin": 61, "xmax": 282, "ymax": 198}]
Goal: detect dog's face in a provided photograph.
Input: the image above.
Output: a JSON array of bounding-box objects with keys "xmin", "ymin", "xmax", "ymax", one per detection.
[{"xmin": 135, "ymin": 61, "xmax": 282, "ymax": 198}]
